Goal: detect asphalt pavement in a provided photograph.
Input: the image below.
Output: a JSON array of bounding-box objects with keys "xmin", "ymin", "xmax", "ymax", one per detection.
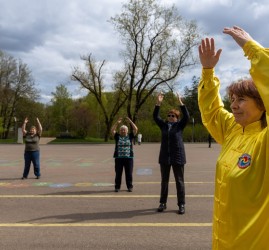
[{"xmin": 0, "ymin": 143, "xmax": 220, "ymax": 250}]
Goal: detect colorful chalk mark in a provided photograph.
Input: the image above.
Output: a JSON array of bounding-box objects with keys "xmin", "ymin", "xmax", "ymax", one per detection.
[
  {"xmin": 0, "ymin": 181, "xmax": 213, "ymax": 189},
  {"xmin": 73, "ymin": 158, "xmax": 94, "ymax": 167},
  {"xmin": 74, "ymin": 183, "xmax": 93, "ymax": 187},
  {"xmin": 78, "ymin": 162, "xmax": 93, "ymax": 167},
  {"xmin": 45, "ymin": 159, "xmax": 63, "ymax": 167},
  {"xmin": 136, "ymin": 168, "xmax": 152, "ymax": 175},
  {"xmin": 32, "ymin": 182, "xmax": 53, "ymax": 187},
  {"xmin": 0, "ymin": 159, "xmax": 22, "ymax": 167},
  {"xmin": 49, "ymin": 183, "xmax": 73, "ymax": 188},
  {"xmin": 0, "ymin": 182, "xmax": 112, "ymax": 188},
  {"xmin": 5, "ymin": 183, "xmax": 30, "ymax": 188},
  {"xmin": 93, "ymin": 183, "xmax": 114, "ymax": 187}
]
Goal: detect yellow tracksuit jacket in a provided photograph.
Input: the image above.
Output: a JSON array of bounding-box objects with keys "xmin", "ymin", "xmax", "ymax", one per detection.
[{"xmin": 198, "ymin": 40, "xmax": 269, "ymax": 250}]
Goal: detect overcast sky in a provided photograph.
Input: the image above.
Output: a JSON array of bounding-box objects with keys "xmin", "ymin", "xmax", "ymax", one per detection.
[{"xmin": 1, "ymin": 0, "xmax": 268, "ymax": 103}]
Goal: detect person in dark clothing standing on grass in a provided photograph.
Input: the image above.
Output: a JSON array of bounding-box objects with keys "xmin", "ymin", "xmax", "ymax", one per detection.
[
  {"xmin": 153, "ymin": 92, "xmax": 190, "ymax": 214},
  {"xmin": 111, "ymin": 117, "xmax": 138, "ymax": 193}
]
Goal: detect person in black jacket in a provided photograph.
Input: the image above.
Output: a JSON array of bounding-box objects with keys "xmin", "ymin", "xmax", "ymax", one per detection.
[{"xmin": 153, "ymin": 92, "xmax": 190, "ymax": 214}]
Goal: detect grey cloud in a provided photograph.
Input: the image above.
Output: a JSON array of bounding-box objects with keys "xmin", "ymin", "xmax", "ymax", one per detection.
[
  {"xmin": 0, "ymin": 0, "xmax": 268, "ymax": 103},
  {"xmin": 175, "ymin": 0, "xmax": 269, "ymax": 42},
  {"xmin": 0, "ymin": 22, "xmax": 51, "ymax": 52}
]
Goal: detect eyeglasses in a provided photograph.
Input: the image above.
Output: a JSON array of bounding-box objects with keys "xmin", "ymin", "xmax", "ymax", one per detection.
[{"xmin": 167, "ymin": 114, "xmax": 175, "ymax": 118}]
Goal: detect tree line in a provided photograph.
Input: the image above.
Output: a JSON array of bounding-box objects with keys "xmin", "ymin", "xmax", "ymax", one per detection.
[
  {"xmin": 0, "ymin": 0, "xmax": 225, "ymax": 142},
  {"xmin": 0, "ymin": 56, "xmax": 209, "ymax": 142}
]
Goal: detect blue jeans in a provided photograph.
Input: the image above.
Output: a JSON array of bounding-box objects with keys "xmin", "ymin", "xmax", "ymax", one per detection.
[{"xmin": 23, "ymin": 151, "xmax": 40, "ymax": 178}]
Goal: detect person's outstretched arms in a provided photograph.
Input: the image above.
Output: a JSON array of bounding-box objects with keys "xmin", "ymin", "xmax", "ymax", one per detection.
[{"xmin": 199, "ymin": 37, "xmax": 222, "ymax": 68}]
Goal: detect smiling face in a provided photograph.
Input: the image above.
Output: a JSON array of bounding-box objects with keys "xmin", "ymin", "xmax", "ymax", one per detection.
[
  {"xmin": 228, "ymin": 79, "xmax": 265, "ymax": 128},
  {"xmin": 30, "ymin": 126, "xmax": 37, "ymax": 135},
  {"xmin": 230, "ymin": 94, "xmax": 264, "ymax": 127},
  {"xmin": 119, "ymin": 125, "xmax": 128, "ymax": 137}
]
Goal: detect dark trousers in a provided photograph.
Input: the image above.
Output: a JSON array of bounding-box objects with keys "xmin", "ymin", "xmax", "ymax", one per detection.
[
  {"xmin": 115, "ymin": 158, "xmax": 133, "ymax": 189},
  {"xmin": 159, "ymin": 163, "xmax": 185, "ymax": 206},
  {"xmin": 23, "ymin": 151, "xmax": 40, "ymax": 178}
]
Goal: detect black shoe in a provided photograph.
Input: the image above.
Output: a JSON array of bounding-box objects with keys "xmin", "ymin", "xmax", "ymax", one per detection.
[
  {"xmin": 115, "ymin": 189, "xmax": 119, "ymax": 192},
  {"xmin": 36, "ymin": 176, "xmax": 40, "ymax": 179},
  {"xmin": 128, "ymin": 188, "xmax": 133, "ymax": 192},
  {"xmin": 21, "ymin": 176, "xmax": 27, "ymax": 180},
  {"xmin": 178, "ymin": 204, "xmax": 185, "ymax": 214},
  {"xmin": 157, "ymin": 203, "xmax": 167, "ymax": 212}
]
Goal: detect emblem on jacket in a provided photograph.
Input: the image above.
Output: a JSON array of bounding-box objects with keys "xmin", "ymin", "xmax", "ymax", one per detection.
[{"xmin": 237, "ymin": 153, "xmax": 251, "ymax": 169}]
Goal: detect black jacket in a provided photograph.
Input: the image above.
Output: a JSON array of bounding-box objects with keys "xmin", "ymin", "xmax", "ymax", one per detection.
[{"xmin": 153, "ymin": 105, "xmax": 190, "ymax": 165}]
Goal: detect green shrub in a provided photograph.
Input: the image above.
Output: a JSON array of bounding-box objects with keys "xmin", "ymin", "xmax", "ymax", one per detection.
[
  {"xmin": 183, "ymin": 124, "xmax": 209, "ymax": 142},
  {"xmin": 136, "ymin": 120, "xmax": 160, "ymax": 142}
]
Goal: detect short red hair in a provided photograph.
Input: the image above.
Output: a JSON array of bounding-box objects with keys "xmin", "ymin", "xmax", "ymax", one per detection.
[{"xmin": 168, "ymin": 109, "xmax": 180, "ymax": 119}]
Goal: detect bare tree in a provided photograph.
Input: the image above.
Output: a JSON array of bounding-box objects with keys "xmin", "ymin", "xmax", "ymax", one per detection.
[
  {"xmin": 72, "ymin": 0, "xmax": 202, "ymax": 140},
  {"xmin": 0, "ymin": 51, "xmax": 39, "ymax": 138},
  {"xmin": 110, "ymin": 0, "xmax": 202, "ymax": 123},
  {"xmin": 72, "ymin": 55, "xmax": 128, "ymax": 141}
]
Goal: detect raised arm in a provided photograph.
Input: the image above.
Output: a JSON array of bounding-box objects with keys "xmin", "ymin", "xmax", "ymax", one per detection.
[
  {"xmin": 125, "ymin": 117, "xmax": 138, "ymax": 135},
  {"xmin": 155, "ymin": 92, "xmax": 164, "ymax": 106},
  {"xmin": 199, "ymin": 38, "xmax": 222, "ymax": 69},
  {"xmin": 223, "ymin": 26, "xmax": 253, "ymax": 48},
  {"xmin": 22, "ymin": 117, "xmax": 28, "ymax": 136},
  {"xmin": 198, "ymin": 37, "xmax": 230, "ymax": 144},
  {"xmin": 111, "ymin": 117, "xmax": 122, "ymax": 136},
  {"xmin": 36, "ymin": 118, "xmax": 42, "ymax": 135},
  {"xmin": 153, "ymin": 93, "xmax": 165, "ymax": 127},
  {"xmin": 224, "ymin": 26, "xmax": 268, "ymax": 112},
  {"xmin": 176, "ymin": 92, "xmax": 184, "ymax": 106}
]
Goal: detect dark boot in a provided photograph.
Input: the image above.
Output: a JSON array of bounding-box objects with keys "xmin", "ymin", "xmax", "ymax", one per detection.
[{"xmin": 157, "ymin": 203, "xmax": 167, "ymax": 212}]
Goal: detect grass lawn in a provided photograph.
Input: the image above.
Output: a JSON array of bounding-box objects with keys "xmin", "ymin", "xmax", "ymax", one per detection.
[
  {"xmin": 49, "ymin": 137, "xmax": 114, "ymax": 144},
  {"xmin": 0, "ymin": 137, "xmax": 114, "ymax": 144}
]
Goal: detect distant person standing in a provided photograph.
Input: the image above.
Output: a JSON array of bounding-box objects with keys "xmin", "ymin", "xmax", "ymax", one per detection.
[
  {"xmin": 137, "ymin": 133, "xmax": 142, "ymax": 145},
  {"xmin": 21, "ymin": 117, "xmax": 42, "ymax": 179},
  {"xmin": 208, "ymin": 134, "xmax": 212, "ymax": 148},
  {"xmin": 111, "ymin": 117, "xmax": 138, "ymax": 192},
  {"xmin": 153, "ymin": 92, "xmax": 190, "ymax": 214}
]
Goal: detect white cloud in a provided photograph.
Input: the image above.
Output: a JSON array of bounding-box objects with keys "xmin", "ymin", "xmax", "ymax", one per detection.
[
  {"xmin": 0, "ymin": 0, "xmax": 268, "ymax": 103},
  {"xmin": 249, "ymin": 2, "xmax": 269, "ymax": 19},
  {"xmin": 174, "ymin": 0, "xmax": 234, "ymax": 12}
]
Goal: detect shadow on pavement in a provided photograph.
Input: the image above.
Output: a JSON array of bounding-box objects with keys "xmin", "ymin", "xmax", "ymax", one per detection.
[{"xmin": 19, "ymin": 208, "xmax": 176, "ymax": 223}]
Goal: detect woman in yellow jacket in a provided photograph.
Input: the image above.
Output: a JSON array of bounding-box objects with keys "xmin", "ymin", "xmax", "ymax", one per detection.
[{"xmin": 198, "ymin": 26, "xmax": 269, "ymax": 249}]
